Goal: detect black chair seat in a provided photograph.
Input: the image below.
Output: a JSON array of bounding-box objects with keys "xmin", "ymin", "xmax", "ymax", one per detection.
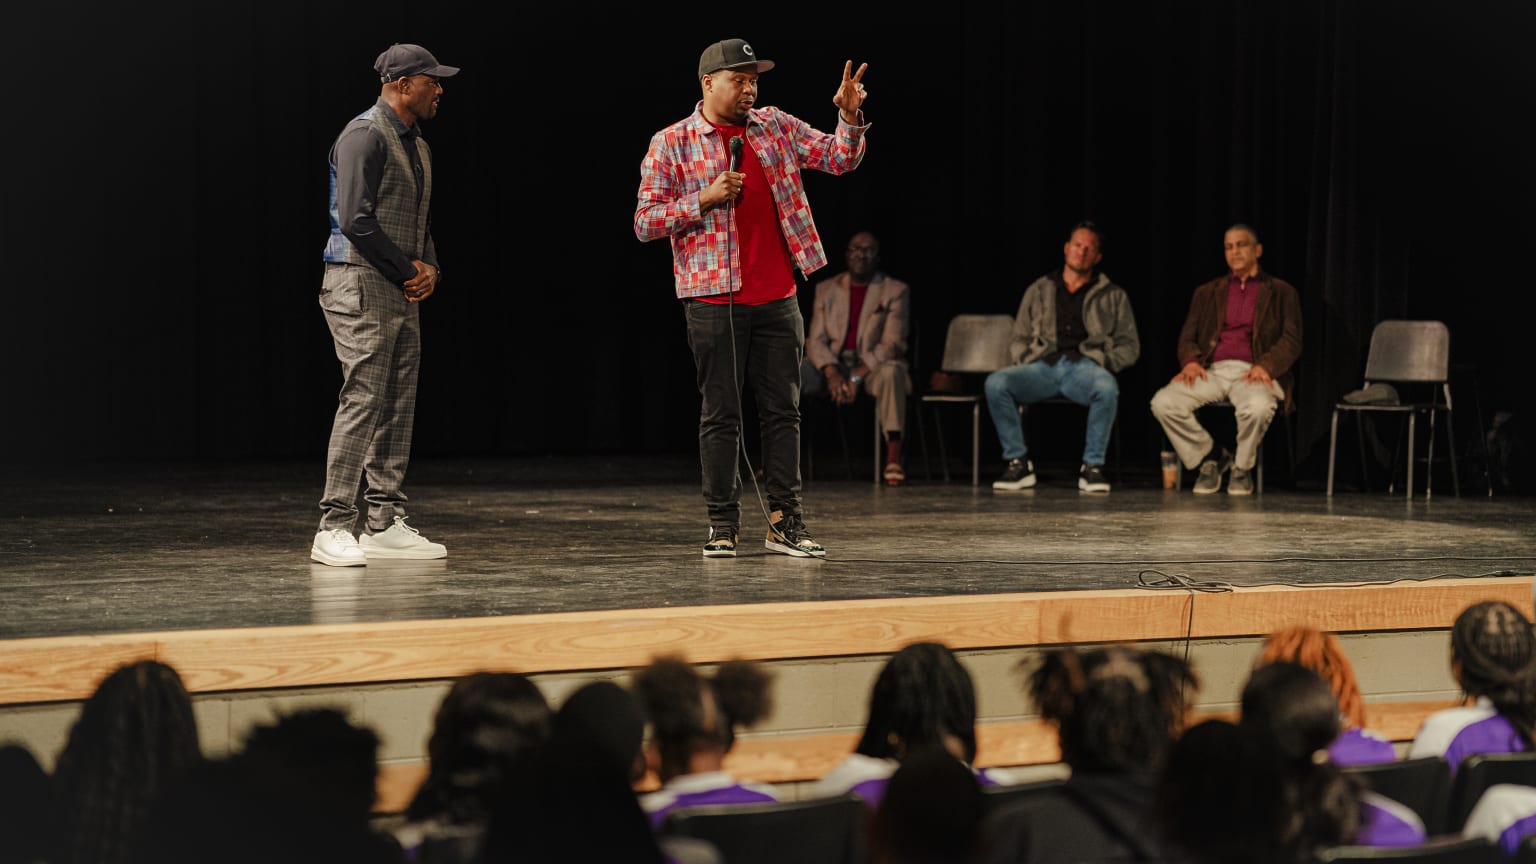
[
  {"xmin": 1342, "ymin": 755, "xmax": 1451, "ymax": 836},
  {"xmin": 660, "ymin": 792, "xmax": 868, "ymax": 864},
  {"xmin": 1448, "ymin": 751, "xmax": 1536, "ymax": 832},
  {"xmin": 1316, "ymin": 835, "xmax": 1501, "ymax": 862}
]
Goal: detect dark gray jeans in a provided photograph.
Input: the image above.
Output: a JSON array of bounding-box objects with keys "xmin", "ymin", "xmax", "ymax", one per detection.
[{"xmin": 683, "ymin": 296, "xmax": 805, "ymax": 527}]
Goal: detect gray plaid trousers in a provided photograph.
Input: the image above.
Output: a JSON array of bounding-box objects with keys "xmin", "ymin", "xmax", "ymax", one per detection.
[{"xmin": 317, "ymin": 263, "xmax": 421, "ymax": 533}]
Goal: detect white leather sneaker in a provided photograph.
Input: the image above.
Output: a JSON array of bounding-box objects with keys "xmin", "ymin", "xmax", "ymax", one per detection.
[
  {"xmin": 311, "ymin": 528, "xmax": 366, "ymax": 567},
  {"xmin": 360, "ymin": 516, "xmax": 447, "ymax": 560}
]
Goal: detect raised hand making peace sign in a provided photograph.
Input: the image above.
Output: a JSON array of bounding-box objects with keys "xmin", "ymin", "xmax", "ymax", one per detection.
[{"xmin": 833, "ymin": 60, "xmax": 869, "ymax": 124}]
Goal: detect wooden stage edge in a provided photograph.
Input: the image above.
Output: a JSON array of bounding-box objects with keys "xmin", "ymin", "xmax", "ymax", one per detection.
[{"xmin": 3, "ymin": 576, "xmax": 1530, "ymax": 706}]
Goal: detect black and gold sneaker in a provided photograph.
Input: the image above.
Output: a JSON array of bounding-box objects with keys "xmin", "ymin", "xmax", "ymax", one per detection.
[
  {"xmin": 703, "ymin": 525, "xmax": 738, "ymax": 558},
  {"xmin": 765, "ymin": 510, "xmax": 826, "ymax": 558}
]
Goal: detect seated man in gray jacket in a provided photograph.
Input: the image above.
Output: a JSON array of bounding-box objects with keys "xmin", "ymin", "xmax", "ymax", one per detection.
[{"xmin": 986, "ymin": 221, "xmax": 1140, "ymax": 493}]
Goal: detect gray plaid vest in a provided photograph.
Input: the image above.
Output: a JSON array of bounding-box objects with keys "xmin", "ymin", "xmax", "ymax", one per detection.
[{"xmin": 322, "ymin": 105, "xmax": 433, "ymax": 267}]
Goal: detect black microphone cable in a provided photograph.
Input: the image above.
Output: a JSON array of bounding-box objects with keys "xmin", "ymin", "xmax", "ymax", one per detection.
[{"xmin": 720, "ymin": 133, "xmax": 783, "ymax": 548}]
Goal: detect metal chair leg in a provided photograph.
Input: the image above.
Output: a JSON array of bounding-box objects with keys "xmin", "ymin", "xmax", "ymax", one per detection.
[
  {"xmin": 1406, "ymin": 412, "xmax": 1416, "ymax": 499},
  {"xmin": 1327, "ymin": 409, "xmax": 1339, "ymax": 497},
  {"xmin": 970, "ymin": 403, "xmax": 980, "ymax": 487},
  {"xmin": 933, "ymin": 407, "xmax": 952, "ymax": 484}
]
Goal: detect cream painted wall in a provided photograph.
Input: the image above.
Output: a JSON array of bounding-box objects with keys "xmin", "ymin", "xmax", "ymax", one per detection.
[{"xmin": 0, "ymin": 630, "xmax": 1461, "ymax": 780}]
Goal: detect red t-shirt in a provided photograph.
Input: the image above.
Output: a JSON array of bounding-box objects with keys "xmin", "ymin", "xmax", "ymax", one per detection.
[
  {"xmin": 697, "ymin": 122, "xmax": 797, "ymax": 306},
  {"xmin": 842, "ymin": 283, "xmax": 868, "ymax": 351}
]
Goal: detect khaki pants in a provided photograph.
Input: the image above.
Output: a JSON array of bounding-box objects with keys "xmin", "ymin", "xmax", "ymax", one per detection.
[
  {"xmin": 801, "ymin": 350, "xmax": 909, "ymax": 437},
  {"xmin": 1149, "ymin": 359, "xmax": 1283, "ymax": 472}
]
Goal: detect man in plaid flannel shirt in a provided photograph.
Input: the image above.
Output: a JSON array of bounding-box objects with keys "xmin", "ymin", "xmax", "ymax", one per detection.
[{"xmin": 635, "ymin": 38, "xmax": 869, "ymax": 560}]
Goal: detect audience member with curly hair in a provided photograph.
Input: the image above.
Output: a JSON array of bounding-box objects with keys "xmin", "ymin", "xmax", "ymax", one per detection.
[
  {"xmin": 142, "ymin": 706, "xmax": 405, "ymax": 863},
  {"xmin": 632, "ymin": 655, "xmax": 777, "ymax": 829},
  {"xmin": 980, "ymin": 644, "xmax": 1198, "ymax": 863}
]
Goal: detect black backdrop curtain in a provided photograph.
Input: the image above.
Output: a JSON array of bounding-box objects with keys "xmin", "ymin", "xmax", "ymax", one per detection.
[{"xmin": 5, "ymin": 1, "xmax": 1530, "ymax": 488}]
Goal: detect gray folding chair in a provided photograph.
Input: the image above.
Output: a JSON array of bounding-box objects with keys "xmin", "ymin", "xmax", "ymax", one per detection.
[
  {"xmin": 917, "ymin": 314, "xmax": 1014, "ymax": 486},
  {"xmin": 1327, "ymin": 320, "xmax": 1460, "ymax": 499}
]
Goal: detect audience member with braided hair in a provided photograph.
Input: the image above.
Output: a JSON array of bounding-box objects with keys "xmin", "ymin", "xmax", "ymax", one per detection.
[
  {"xmin": 1408, "ymin": 600, "xmax": 1536, "ymax": 773},
  {"xmin": 979, "ymin": 644, "xmax": 1198, "ymax": 863},
  {"xmin": 389, "ymin": 672, "xmax": 553, "ymax": 862},
  {"xmin": 47, "ymin": 659, "xmax": 203, "ymax": 864},
  {"xmin": 1256, "ymin": 624, "xmax": 1394, "ymax": 765},
  {"xmin": 633, "ymin": 655, "xmax": 778, "ymax": 829},
  {"xmin": 809, "ymin": 641, "xmax": 999, "ymax": 810}
]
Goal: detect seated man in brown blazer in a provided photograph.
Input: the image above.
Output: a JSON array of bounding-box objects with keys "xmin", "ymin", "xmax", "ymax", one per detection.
[{"xmin": 801, "ymin": 230, "xmax": 912, "ymax": 485}]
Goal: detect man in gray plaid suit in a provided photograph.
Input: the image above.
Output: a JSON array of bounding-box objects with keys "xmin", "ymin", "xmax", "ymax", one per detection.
[{"xmin": 311, "ymin": 44, "xmax": 458, "ymax": 566}]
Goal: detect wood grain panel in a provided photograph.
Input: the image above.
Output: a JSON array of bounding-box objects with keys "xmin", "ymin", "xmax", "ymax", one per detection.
[{"xmin": 1, "ymin": 579, "xmax": 1523, "ymax": 704}]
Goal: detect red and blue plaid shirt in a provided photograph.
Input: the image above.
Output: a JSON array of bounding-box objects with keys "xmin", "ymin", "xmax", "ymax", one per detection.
[{"xmin": 635, "ymin": 102, "xmax": 867, "ymax": 298}]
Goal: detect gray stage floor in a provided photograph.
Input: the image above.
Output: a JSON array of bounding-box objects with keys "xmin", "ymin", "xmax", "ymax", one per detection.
[{"xmin": 3, "ymin": 455, "xmax": 1534, "ymax": 641}]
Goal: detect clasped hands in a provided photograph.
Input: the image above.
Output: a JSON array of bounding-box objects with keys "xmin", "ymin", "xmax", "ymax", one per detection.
[
  {"xmin": 824, "ymin": 365, "xmax": 865, "ymax": 405},
  {"xmin": 404, "ymin": 260, "xmax": 438, "ymax": 302}
]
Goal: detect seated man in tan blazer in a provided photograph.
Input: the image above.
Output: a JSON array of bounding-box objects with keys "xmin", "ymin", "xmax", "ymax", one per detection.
[{"xmin": 801, "ymin": 231, "xmax": 912, "ymax": 485}]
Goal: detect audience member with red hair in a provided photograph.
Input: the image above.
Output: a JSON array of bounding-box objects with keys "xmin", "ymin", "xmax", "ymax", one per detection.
[{"xmin": 1257, "ymin": 624, "xmax": 1394, "ymax": 765}]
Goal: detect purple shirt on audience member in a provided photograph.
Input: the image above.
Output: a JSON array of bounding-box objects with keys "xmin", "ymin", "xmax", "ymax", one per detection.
[
  {"xmin": 1355, "ymin": 791, "xmax": 1428, "ymax": 847},
  {"xmin": 809, "ymin": 753, "xmax": 1000, "ymax": 811},
  {"xmin": 1464, "ymin": 783, "xmax": 1536, "ymax": 856},
  {"xmin": 1330, "ymin": 727, "xmax": 1398, "ymax": 766},
  {"xmin": 640, "ymin": 771, "xmax": 779, "ymax": 830},
  {"xmin": 1407, "ymin": 699, "xmax": 1530, "ymax": 775}
]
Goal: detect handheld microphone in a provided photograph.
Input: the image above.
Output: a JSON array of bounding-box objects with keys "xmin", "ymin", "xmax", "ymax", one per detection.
[{"xmin": 728, "ymin": 136, "xmax": 743, "ymax": 173}]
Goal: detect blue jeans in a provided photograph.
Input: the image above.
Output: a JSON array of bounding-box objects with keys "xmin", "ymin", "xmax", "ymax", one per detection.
[
  {"xmin": 683, "ymin": 297, "xmax": 804, "ymax": 527},
  {"xmin": 984, "ymin": 356, "xmax": 1119, "ymax": 465}
]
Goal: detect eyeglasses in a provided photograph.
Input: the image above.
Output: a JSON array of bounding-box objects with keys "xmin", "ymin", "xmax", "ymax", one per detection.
[{"xmin": 846, "ymin": 245, "xmax": 878, "ymax": 256}]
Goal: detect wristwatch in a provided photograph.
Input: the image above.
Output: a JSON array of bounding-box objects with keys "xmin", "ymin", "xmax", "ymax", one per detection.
[{"xmin": 850, "ymin": 374, "xmax": 863, "ymax": 384}]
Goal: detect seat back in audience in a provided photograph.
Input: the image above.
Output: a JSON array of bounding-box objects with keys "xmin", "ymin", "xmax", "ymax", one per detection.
[
  {"xmin": 978, "ymin": 778, "xmax": 1066, "ymax": 817},
  {"xmin": 1343, "ymin": 755, "xmax": 1452, "ymax": 836},
  {"xmin": 1450, "ymin": 752, "xmax": 1536, "ymax": 832},
  {"xmin": 1316, "ymin": 835, "xmax": 1501, "ymax": 863},
  {"xmin": 661, "ymin": 793, "xmax": 868, "ymax": 864}
]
